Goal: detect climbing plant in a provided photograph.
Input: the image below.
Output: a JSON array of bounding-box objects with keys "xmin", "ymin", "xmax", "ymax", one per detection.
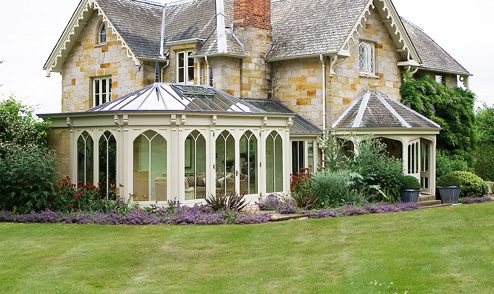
[{"xmin": 400, "ymin": 73, "xmax": 476, "ymax": 164}]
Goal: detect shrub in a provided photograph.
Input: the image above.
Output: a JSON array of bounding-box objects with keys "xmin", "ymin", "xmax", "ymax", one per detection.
[
  {"xmin": 451, "ymin": 171, "xmax": 488, "ymax": 197},
  {"xmin": 401, "ymin": 175, "xmax": 421, "ymax": 190},
  {"xmin": 0, "ymin": 144, "xmax": 57, "ymax": 213},
  {"xmin": 436, "ymin": 150, "xmax": 469, "ymax": 179},
  {"xmin": 290, "ymin": 168, "xmax": 318, "ymax": 210},
  {"xmin": 311, "ymin": 170, "xmax": 356, "ymax": 207},
  {"xmin": 348, "ymin": 138, "xmax": 404, "ymax": 202},
  {"xmin": 437, "ymin": 173, "xmax": 463, "ymax": 187}
]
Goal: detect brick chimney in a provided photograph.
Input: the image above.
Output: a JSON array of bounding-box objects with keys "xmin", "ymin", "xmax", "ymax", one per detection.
[{"xmin": 234, "ymin": 0, "xmax": 271, "ymax": 30}]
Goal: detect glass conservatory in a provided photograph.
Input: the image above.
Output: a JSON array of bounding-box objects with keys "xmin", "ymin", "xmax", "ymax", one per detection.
[{"xmin": 42, "ymin": 83, "xmax": 322, "ymax": 205}]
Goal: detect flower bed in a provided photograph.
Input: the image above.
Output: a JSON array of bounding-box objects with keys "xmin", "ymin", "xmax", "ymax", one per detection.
[{"xmin": 461, "ymin": 196, "xmax": 493, "ymax": 204}]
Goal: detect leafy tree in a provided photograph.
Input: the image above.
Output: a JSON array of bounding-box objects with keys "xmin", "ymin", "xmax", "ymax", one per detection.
[
  {"xmin": 401, "ymin": 73, "xmax": 476, "ymax": 164},
  {"xmin": 475, "ymin": 103, "xmax": 494, "ymax": 144},
  {"xmin": 0, "ymin": 96, "xmax": 57, "ymax": 212}
]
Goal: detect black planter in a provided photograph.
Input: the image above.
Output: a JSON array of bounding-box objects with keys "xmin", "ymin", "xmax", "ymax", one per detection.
[
  {"xmin": 437, "ymin": 186, "xmax": 462, "ymax": 204},
  {"xmin": 400, "ymin": 189, "xmax": 422, "ymax": 202}
]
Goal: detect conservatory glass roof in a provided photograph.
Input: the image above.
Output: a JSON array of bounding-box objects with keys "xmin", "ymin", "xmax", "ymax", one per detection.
[{"xmin": 88, "ymin": 83, "xmax": 265, "ymax": 113}]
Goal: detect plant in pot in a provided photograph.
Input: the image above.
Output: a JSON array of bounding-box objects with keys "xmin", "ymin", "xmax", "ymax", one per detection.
[
  {"xmin": 436, "ymin": 173, "xmax": 463, "ymax": 204},
  {"xmin": 400, "ymin": 175, "xmax": 422, "ymax": 202}
]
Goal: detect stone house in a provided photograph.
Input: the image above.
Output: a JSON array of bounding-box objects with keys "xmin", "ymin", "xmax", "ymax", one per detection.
[{"xmin": 41, "ymin": 0, "xmax": 470, "ymax": 204}]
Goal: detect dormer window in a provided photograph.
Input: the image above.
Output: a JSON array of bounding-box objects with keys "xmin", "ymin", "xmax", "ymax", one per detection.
[
  {"xmin": 98, "ymin": 23, "xmax": 107, "ymax": 44},
  {"xmin": 177, "ymin": 51, "xmax": 195, "ymax": 84},
  {"xmin": 359, "ymin": 41, "xmax": 375, "ymax": 74}
]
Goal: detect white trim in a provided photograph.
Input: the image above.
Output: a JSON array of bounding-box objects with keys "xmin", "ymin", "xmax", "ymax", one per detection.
[
  {"xmin": 44, "ymin": 0, "xmax": 140, "ymax": 74},
  {"xmin": 352, "ymin": 92, "xmax": 371, "ymax": 128},
  {"xmin": 215, "ymin": 0, "xmax": 227, "ymax": 53}
]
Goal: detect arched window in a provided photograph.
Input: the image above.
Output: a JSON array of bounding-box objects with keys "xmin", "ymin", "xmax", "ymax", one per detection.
[
  {"xmin": 359, "ymin": 41, "xmax": 375, "ymax": 74},
  {"xmin": 77, "ymin": 131, "xmax": 94, "ymax": 185},
  {"xmin": 216, "ymin": 130, "xmax": 235, "ymax": 196},
  {"xmin": 133, "ymin": 131, "xmax": 167, "ymax": 201},
  {"xmin": 98, "ymin": 23, "xmax": 107, "ymax": 44},
  {"xmin": 266, "ymin": 131, "xmax": 283, "ymax": 192},
  {"xmin": 99, "ymin": 131, "xmax": 117, "ymax": 199},
  {"xmin": 184, "ymin": 130, "xmax": 207, "ymax": 200},
  {"xmin": 240, "ymin": 131, "xmax": 257, "ymax": 195}
]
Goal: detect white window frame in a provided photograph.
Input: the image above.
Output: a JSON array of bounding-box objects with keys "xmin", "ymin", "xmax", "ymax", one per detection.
[
  {"xmin": 93, "ymin": 77, "xmax": 112, "ymax": 107},
  {"xmin": 176, "ymin": 51, "xmax": 195, "ymax": 84},
  {"xmin": 98, "ymin": 22, "xmax": 107, "ymax": 44},
  {"xmin": 359, "ymin": 41, "xmax": 375, "ymax": 75}
]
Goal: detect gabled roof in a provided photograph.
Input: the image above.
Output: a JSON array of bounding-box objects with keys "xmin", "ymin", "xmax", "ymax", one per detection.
[
  {"xmin": 402, "ymin": 18, "xmax": 471, "ymax": 76},
  {"xmin": 331, "ymin": 90, "xmax": 441, "ymax": 130},
  {"xmin": 44, "ymin": 0, "xmax": 246, "ymax": 73},
  {"xmin": 266, "ymin": 0, "xmax": 421, "ymax": 66},
  {"xmin": 267, "ymin": 0, "xmax": 370, "ymax": 60}
]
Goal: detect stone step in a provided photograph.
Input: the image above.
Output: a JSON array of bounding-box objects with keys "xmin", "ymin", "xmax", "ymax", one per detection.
[
  {"xmin": 418, "ymin": 200, "xmax": 443, "ymax": 207},
  {"xmin": 419, "ymin": 203, "xmax": 452, "ymax": 209},
  {"xmin": 270, "ymin": 213, "xmax": 308, "ymax": 222},
  {"xmin": 418, "ymin": 195, "xmax": 436, "ymax": 202}
]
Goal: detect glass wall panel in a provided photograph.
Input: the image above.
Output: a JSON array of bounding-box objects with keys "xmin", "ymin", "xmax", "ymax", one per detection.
[
  {"xmin": 185, "ymin": 131, "xmax": 207, "ymax": 200},
  {"xmin": 240, "ymin": 131, "xmax": 258, "ymax": 195},
  {"xmin": 133, "ymin": 131, "xmax": 167, "ymax": 201},
  {"xmin": 266, "ymin": 131, "xmax": 283, "ymax": 193},
  {"xmin": 77, "ymin": 131, "xmax": 93, "ymax": 185},
  {"xmin": 99, "ymin": 131, "xmax": 117, "ymax": 199},
  {"xmin": 291, "ymin": 141, "xmax": 305, "ymax": 175},
  {"xmin": 216, "ymin": 130, "xmax": 235, "ymax": 196},
  {"xmin": 308, "ymin": 141, "xmax": 314, "ymax": 169}
]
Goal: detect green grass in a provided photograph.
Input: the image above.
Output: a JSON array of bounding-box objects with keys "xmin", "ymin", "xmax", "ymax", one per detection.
[{"xmin": 1, "ymin": 203, "xmax": 494, "ymax": 293}]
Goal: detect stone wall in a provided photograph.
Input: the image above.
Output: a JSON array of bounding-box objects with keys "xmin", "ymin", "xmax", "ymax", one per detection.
[
  {"xmin": 328, "ymin": 8, "xmax": 402, "ymax": 123},
  {"xmin": 61, "ymin": 9, "xmax": 155, "ymax": 112},
  {"xmin": 47, "ymin": 128, "xmax": 71, "ymax": 177},
  {"xmin": 271, "ymin": 57, "xmax": 325, "ymax": 129},
  {"xmin": 272, "ymin": 7, "xmax": 403, "ymax": 129}
]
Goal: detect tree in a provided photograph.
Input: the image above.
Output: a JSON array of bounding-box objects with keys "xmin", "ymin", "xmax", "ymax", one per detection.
[
  {"xmin": 401, "ymin": 73, "xmax": 477, "ymax": 164},
  {"xmin": 0, "ymin": 96, "xmax": 57, "ymax": 212}
]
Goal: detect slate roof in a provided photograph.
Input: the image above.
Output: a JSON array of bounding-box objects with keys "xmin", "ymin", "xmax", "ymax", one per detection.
[
  {"xmin": 331, "ymin": 90, "xmax": 441, "ymax": 130},
  {"xmin": 244, "ymin": 98, "xmax": 323, "ymax": 135},
  {"xmin": 266, "ymin": 0, "xmax": 369, "ymax": 60},
  {"xmin": 97, "ymin": 0, "xmax": 245, "ymax": 59},
  {"xmin": 402, "ymin": 18, "xmax": 471, "ymax": 76}
]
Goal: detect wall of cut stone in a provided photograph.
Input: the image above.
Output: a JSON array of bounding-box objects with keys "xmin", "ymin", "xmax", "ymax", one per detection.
[
  {"xmin": 271, "ymin": 57, "xmax": 326, "ymax": 129},
  {"xmin": 328, "ymin": 7, "xmax": 402, "ymax": 124},
  {"xmin": 47, "ymin": 128, "xmax": 71, "ymax": 177},
  {"xmin": 61, "ymin": 9, "xmax": 155, "ymax": 113}
]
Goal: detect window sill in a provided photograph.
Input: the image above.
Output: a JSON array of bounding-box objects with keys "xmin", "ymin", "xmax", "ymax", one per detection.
[
  {"xmin": 95, "ymin": 42, "xmax": 107, "ymax": 48},
  {"xmin": 359, "ymin": 73, "xmax": 379, "ymax": 79}
]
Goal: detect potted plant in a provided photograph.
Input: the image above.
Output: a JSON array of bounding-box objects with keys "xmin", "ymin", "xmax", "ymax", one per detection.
[
  {"xmin": 400, "ymin": 175, "xmax": 422, "ymax": 202},
  {"xmin": 437, "ymin": 173, "xmax": 463, "ymax": 204}
]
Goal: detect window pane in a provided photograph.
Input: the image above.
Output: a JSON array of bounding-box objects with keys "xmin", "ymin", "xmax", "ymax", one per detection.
[
  {"xmin": 133, "ymin": 134, "xmax": 150, "ymax": 201},
  {"xmin": 266, "ymin": 132, "xmax": 275, "ymax": 192},
  {"xmin": 185, "ymin": 131, "xmax": 207, "ymax": 200},
  {"xmin": 109, "ymin": 78, "xmax": 112, "ymax": 100},
  {"xmin": 151, "ymin": 135, "xmax": 167, "ymax": 202},
  {"xmin": 188, "ymin": 54, "xmax": 194, "ymax": 83},
  {"xmin": 240, "ymin": 132, "xmax": 257, "ymax": 195},
  {"xmin": 308, "ymin": 141, "xmax": 314, "ymax": 168},
  {"xmin": 77, "ymin": 131, "xmax": 93, "ymax": 185},
  {"xmin": 216, "ymin": 130, "xmax": 235, "ymax": 196},
  {"xmin": 99, "ymin": 131, "xmax": 117, "ymax": 200},
  {"xmin": 275, "ymin": 135, "xmax": 283, "ymax": 192}
]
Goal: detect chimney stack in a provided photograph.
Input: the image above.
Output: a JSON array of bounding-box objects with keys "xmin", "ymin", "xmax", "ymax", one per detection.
[{"xmin": 234, "ymin": 0, "xmax": 271, "ymax": 30}]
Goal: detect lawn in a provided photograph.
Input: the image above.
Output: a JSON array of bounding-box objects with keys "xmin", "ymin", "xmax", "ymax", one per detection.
[{"xmin": 1, "ymin": 203, "xmax": 493, "ymax": 294}]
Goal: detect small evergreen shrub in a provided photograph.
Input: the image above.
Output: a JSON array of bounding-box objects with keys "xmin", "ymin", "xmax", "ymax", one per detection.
[
  {"xmin": 437, "ymin": 173, "xmax": 463, "ymax": 187},
  {"xmin": 451, "ymin": 171, "xmax": 488, "ymax": 197},
  {"xmin": 401, "ymin": 175, "xmax": 421, "ymax": 190}
]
